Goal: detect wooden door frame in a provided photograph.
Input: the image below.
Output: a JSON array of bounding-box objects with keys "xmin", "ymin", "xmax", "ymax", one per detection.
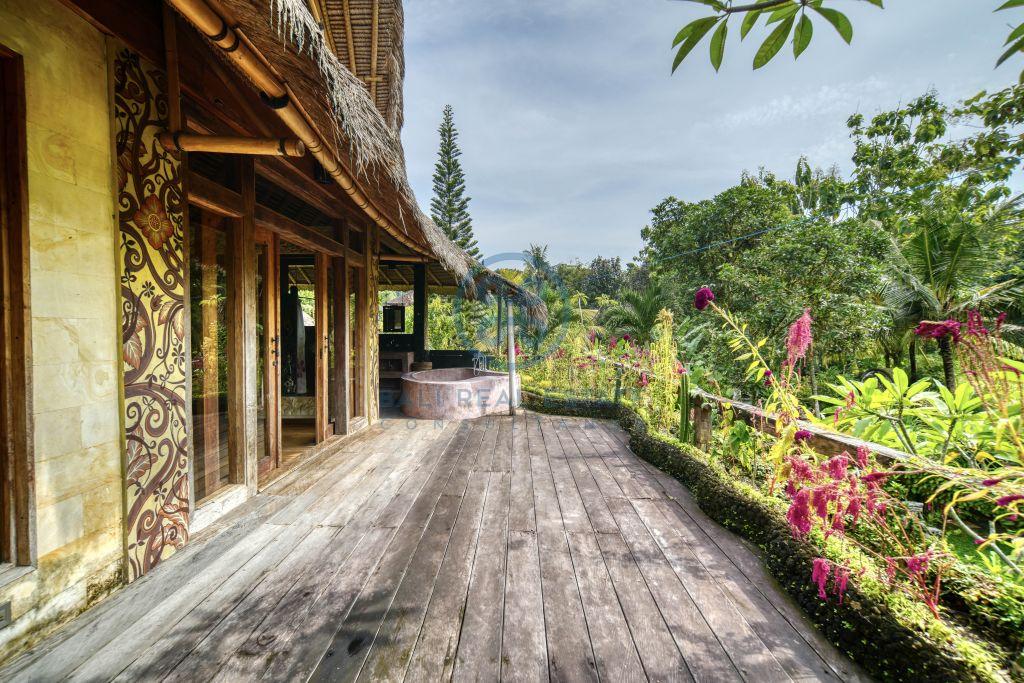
[
  {"xmin": 0, "ymin": 43, "xmax": 34, "ymax": 566},
  {"xmin": 254, "ymin": 227, "xmax": 281, "ymax": 481}
]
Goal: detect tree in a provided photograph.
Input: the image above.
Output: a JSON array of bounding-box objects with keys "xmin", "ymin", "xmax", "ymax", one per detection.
[
  {"xmin": 581, "ymin": 256, "xmax": 624, "ymax": 302},
  {"xmin": 668, "ymin": 1, "xmax": 1022, "ymax": 77},
  {"xmin": 849, "ymin": 89, "xmax": 1024, "ymax": 388},
  {"xmin": 430, "ymin": 105, "xmax": 480, "ymax": 259},
  {"xmin": 601, "ymin": 284, "xmax": 671, "ymax": 347}
]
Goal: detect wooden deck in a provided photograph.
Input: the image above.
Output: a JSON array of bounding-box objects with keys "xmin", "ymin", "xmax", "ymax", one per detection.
[{"xmin": 2, "ymin": 413, "xmax": 864, "ymax": 682}]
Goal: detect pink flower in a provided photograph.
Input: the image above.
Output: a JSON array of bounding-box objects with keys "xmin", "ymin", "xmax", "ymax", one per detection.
[
  {"xmin": 996, "ymin": 312, "xmax": 1007, "ymax": 331},
  {"xmin": 638, "ymin": 372, "xmax": 649, "ymax": 388},
  {"xmin": 861, "ymin": 471, "xmax": 891, "ymax": 484},
  {"xmin": 788, "ymin": 455, "xmax": 813, "ymax": 482},
  {"xmin": 833, "ymin": 566, "xmax": 851, "ymax": 603},
  {"xmin": 826, "ymin": 454, "xmax": 849, "ymax": 481},
  {"xmin": 812, "ymin": 558, "xmax": 831, "ymax": 599},
  {"xmin": 794, "ymin": 429, "xmax": 813, "ymax": 444},
  {"xmin": 905, "ymin": 552, "xmax": 931, "ymax": 577},
  {"xmin": 786, "ymin": 309, "xmax": 813, "ymax": 366},
  {"xmin": 622, "ymin": 334, "xmax": 631, "ymax": 343},
  {"xmin": 787, "ymin": 489, "xmax": 812, "ymax": 537},
  {"xmin": 996, "ymin": 494, "xmax": 1024, "ymax": 507},
  {"xmin": 845, "ymin": 496, "xmax": 862, "ymax": 524},
  {"xmin": 694, "ymin": 286, "xmax": 715, "ymax": 311},
  {"xmin": 856, "ymin": 445, "xmax": 870, "ymax": 469},
  {"xmin": 811, "ymin": 486, "xmax": 832, "ymax": 520},
  {"xmin": 982, "ymin": 478, "xmax": 1003, "ymax": 487},
  {"xmin": 763, "ymin": 369, "xmax": 774, "ymax": 386},
  {"xmin": 675, "ymin": 361, "xmax": 686, "ymax": 375},
  {"xmin": 884, "ymin": 557, "xmax": 898, "ymax": 582},
  {"xmin": 913, "ymin": 320, "xmax": 961, "ymax": 343},
  {"xmin": 965, "ymin": 310, "xmax": 989, "ymax": 338}
]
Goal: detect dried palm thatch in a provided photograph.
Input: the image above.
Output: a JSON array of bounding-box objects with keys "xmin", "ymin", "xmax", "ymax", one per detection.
[{"xmin": 262, "ymin": 0, "xmax": 545, "ymax": 323}]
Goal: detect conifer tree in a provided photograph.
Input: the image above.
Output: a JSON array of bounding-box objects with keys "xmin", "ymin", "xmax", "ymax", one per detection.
[{"xmin": 430, "ymin": 105, "xmax": 481, "ymax": 259}]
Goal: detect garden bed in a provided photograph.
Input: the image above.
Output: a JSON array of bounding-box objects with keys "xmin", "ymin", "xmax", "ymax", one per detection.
[{"xmin": 523, "ymin": 388, "xmax": 1021, "ymax": 682}]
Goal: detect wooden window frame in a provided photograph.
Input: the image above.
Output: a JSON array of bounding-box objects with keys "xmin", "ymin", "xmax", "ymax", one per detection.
[{"xmin": 0, "ymin": 44, "xmax": 35, "ymax": 567}]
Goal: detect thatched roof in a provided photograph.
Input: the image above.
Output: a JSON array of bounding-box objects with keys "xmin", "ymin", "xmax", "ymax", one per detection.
[{"xmin": 208, "ymin": 0, "xmax": 545, "ymax": 322}]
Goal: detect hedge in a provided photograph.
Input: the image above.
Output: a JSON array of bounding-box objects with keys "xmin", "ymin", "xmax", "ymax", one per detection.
[{"xmin": 522, "ymin": 389, "xmax": 1018, "ymax": 683}]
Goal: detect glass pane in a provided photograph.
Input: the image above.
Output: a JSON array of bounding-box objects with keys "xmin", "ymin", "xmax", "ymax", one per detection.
[
  {"xmin": 190, "ymin": 218, "xmax": 231, "ymax": 502},
  {"xmin": 327, "ymin": 260, "xmax": 337, "ymax": 428},
  {"xmin": 349, "ymin": 267, "xmax": 363, "ymax": 418},
  {"xmin": 255, "ymin": 242, "xmax": 268, "ymax": 465}
]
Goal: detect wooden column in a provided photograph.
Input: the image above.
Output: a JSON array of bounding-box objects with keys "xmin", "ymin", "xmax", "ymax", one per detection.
[
  {"xmin": 412, "ymin": 262, "xmax": 427, "ymax": 361},
  {"xmin": 314, "ymin": 252, "xmax": 330, "ymax": 441},
  {"xmin": 231, "ymin": 157, "xmax": 258, "ymax": 494},
  {"xmin": 334, "ymin": 223, "xmax": 350, "ymax": 435}
]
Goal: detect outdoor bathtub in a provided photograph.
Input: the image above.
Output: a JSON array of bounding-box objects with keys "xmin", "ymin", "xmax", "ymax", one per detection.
[{"xmin": 401, "ymin": 368, "xmax": 517, "ymax": 420}]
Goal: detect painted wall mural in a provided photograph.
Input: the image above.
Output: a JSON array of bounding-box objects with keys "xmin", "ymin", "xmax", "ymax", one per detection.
[{"xmin": 113, "ymin": 46, "xmax": 190, "ymax": 580}]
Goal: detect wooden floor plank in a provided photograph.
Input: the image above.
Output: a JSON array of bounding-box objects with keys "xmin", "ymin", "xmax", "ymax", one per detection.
[
  {"xmin": 2, "ymin": 413, "xmax": 861, "ymax": 683},
  {"xmin": 565, "ymin": 531, "xmax": 647, "ymax": 682},
  {"xmin": 501, "ymin": 529, "xmax": 548, "ymax": 682},
  {"xmin": 596, "ymin": 532, "xmax": 693, "ymax": 682},
  {"xmin": 404, "ymin": 470, "xmax": 489, "ymax": 681},
  {"xmin": 454, "ymin": 469, "xmax": 510, "ymax": 680}
]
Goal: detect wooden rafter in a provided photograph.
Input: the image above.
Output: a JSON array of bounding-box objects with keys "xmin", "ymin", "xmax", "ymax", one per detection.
[
  {"xmin": 341, "ymin": 0, "xmax": 357, "ymax": 73},
  {"xmin": 369, "ymin": 0, "xmax": 379, "ymax": 100}
]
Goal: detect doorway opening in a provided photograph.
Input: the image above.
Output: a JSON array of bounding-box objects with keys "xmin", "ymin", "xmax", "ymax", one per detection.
[{"xmin": 280, "ymin": 242, "xmax": 317, "ymax": 464}]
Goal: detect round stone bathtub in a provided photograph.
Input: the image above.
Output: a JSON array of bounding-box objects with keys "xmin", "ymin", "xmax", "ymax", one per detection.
[{"xmin": 401, "ymin": 368, "xmax": 517, "ymax": 420}]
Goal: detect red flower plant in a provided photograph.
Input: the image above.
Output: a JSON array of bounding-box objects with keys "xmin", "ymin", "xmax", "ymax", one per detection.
[
  {"xmin": 786, "ymin": 309, "xmax": 813, "ymax": 368},
  {"xmin": 794, "ymin": 429, "xmax": 813, "ymax": 444},
  {"xmin": 913, "ymin": 320, "xmax": 961, "ymax": 343},
  {"xmin": 694, "ymin": 286, "xmax": 715, "ymax": 311}
]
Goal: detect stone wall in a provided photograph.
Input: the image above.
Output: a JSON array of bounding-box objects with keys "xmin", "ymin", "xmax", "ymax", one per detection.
[{"xmin": 0, "ymin": 0, "xmax": 124, "ymax": 659}]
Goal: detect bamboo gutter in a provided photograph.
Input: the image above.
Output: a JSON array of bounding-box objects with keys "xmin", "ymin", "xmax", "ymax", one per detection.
[{"xmin": 165, "ymin": 0, "xmax": 431, "ymax": 257}]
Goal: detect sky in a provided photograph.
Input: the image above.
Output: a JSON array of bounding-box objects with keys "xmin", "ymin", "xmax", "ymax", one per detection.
[{"xmin": 401, "ymin": 1, "xmax": 1016, "ymax": 265}]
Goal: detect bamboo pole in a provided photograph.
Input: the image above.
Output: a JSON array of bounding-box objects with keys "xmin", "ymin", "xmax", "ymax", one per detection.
[
  {"xmin": 507, "ymin": 299, "xmax": 517, "ymax": 416},
  {"xmin": 158, "ymin": 132, "xmax": 305, "ymax": 157}
]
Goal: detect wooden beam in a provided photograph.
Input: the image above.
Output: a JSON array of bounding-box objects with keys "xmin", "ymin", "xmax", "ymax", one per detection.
[
  {"xmin": 163, "ymin": 5, "xmax": 183, "ymax": 132},
  {"xmin": 314, "ymin": 252, "xmax": 330, "ymax": 442},
  {"xmin": 159, "ymin": 133, "xmax": 305, "ymax": 157},
  {"xmin": 234, "ymin": 157, "xmax": 259, "ymax": 494},
  {"xmin": 255, "ymin": 205, "xmax": 363, "ymax": 263},
  {"xmin": 369, "ymin": 0, "xmax": 380, "ymax": 101},
  {"xmin": 188, "ymin": 173, "xmax": 244, "ymax": 218},
  {"xmin": 333, "ymin": 223, "xmax": 349, "ymax": 436},
  {"xmin": 255, "ymin": 159, "xmax": 343, "ymax": 220},
  {"xmin": 341, "ymin": 0, "xmax": 357, "ymax": 73},
  {"xmin": 379, "ymin": 254, "xmax": 429, "ymax": 263}
]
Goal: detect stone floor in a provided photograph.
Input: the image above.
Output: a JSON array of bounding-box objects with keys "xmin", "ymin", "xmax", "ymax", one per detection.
[{"xmin": 0, "ymin": 412, "xmax": 864, "ymax": 681}]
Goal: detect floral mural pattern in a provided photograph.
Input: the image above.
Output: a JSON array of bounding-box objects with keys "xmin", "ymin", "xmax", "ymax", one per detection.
[{"xmin": 113, "ymin": 47, "xmax": 190, "ymax": 580}]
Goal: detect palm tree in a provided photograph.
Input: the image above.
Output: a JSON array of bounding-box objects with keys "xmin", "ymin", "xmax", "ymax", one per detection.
[
  {"xmin": 601, "ymin": 284, "xmax": 670, "ymax": 347},
  {"xmin": 884, "ymin": 199, "xmax": 1020, "ymax": 389}
]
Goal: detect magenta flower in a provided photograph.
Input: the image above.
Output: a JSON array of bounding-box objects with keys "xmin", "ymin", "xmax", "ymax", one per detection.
[
  {"xmin": 693, "ymin": 286, "xmax": 715, "ymax": 311},
  {"xmin": 833, "ymin": 566, "xmax": 851, "ymax": 604},
  {"xmin": 811, "ymin": 558, "xmax": 831, "ymax": 599},
  {"xmin": 996, "ymin": 312, "xmax": 1007, "ymax": 331},
  {"xmin": 913, "ymin": 320, "xmax": 961, "ymax": 343},
  {"xmin": 763, "ymin": 369, "xmax": 774, "ymax": 386},
  {"xmin": 982, "ymin": 478, "xmax": 1003, "ymax": 487},
  {"xmin": 794, "ymin": 429, "xmax": 813, "ymax": 444},
  {"xmin": 965, "ymin": 310, "xmax": 989, "ymax": 338},
  {"xmin": 996, "ymin": 494, "xmax": 1024, "ymax": 507},
  {"xmin": 786, "ymin": 309, "xmax": 813, "ymax": 366},
  {"xmin": 826, "ymin": 454, "xmax": 849, "ymax": 481},
  {"xmin": 856, "ymin": 445, "xmax": 870, "ymax": 469},
  {"xmin": 638, "ymin": 372, "xmax": 649, "ymax": 388},
  {"xmin": 786, "ymin": 489, "xmax": 812, "ymax": 537},
  {"xmin": 905, "ymin": 552, "xmax": 931, "ymax": 577}
]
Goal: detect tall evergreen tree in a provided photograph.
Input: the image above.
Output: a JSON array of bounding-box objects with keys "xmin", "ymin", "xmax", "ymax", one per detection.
[{"xmin": 430, "ymin": 105, "xmax": 481, "ymax": 259}]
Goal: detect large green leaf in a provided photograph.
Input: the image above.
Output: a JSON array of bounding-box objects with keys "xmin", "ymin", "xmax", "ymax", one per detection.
[
  {"xmin": 673, "ymin": 16, "xmax": 717, "ymax": 48},
  {"xmin": 672, "ymin": 17, "xmax": 719, "ymax": 72},
  {"xmin": 753, "ymin": 16, "xmax": 794, "ymax": 69},
  {"xmin": 793, "ymin": 14, "xmax": 813, "ymax": 58},
  {"xmin": 998, "ymin": 0, "xmax": 1024, "ymax": 10},
  {"xmin": 812, "ymin": 6, "xmax": 853, "ymax": 44},
  {"xmin": 997, "ymin": 35, "xmax": 1024, "ymax": 67},
  {"xmin": 740, "ymin": 9, "xmax": 762, "ymax": 39},
  {"xmin": 710, "ymin": 21, "xmax": 728, "ymax": 71}
]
